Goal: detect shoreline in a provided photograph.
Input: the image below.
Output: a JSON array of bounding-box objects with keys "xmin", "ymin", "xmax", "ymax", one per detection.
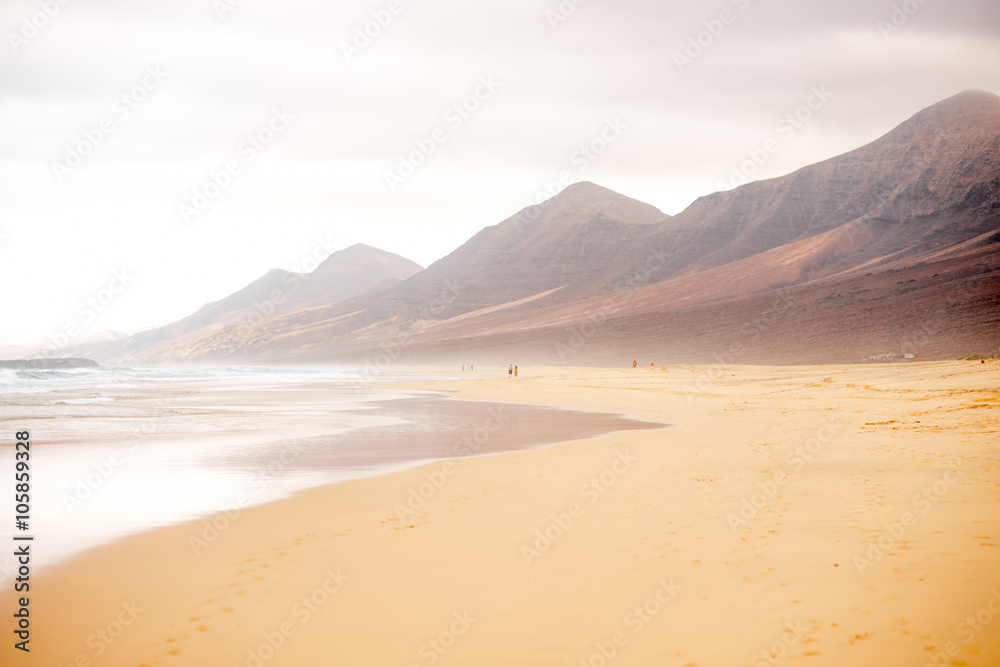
[
  {"xmin": 1, "ymin": 377, "xmax": 666, "ymax": 573},
  {"xmin": 3, "ymin": 362, "xmax": 998, "ymax": 666}
]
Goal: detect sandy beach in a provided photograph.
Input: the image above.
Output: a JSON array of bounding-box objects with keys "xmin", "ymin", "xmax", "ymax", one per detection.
[{"xmin": 4, "ymin": 361, "xmax": 999, "ymax": 666}]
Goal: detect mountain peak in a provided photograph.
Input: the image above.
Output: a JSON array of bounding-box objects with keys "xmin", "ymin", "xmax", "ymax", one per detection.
[
  {"xmin": 552, "ymin": 181, "xmax": 657, "ymax": 211},
  {"xmin": 895, "ymin": 88, "xmax": 999, "ymax": 139},
  {"xmin": 338, "ymin": 242, "xmax": 380, "ymax": 254},
  {"xmin": 313, "ymin": 243, "xmax": 422, "ymax": 277},
  {"xmin": 939, "ymin": 88, "xmax": 999, "ymax": 107},
  {"xmin": 513, "ymin": 181, "xmax": 666, "ymax": 230},
  {"xmin": 559, "ymin": 180, "xmax": 619, "ymax": 198}
]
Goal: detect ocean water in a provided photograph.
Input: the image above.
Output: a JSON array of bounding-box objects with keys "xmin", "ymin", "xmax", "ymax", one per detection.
[{"xmin": 0, "ymin": 366, "xmax": 663, "ymax": 575}]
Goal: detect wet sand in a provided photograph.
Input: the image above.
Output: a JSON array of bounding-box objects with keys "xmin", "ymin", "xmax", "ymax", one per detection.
[
  {"xmin": 206, "ymin": 392, "xmax": 666, "ymax": 474},
  {"xmin": 2, "ymin": 362, "xmax": 999, "ymax": 667},
  {"xmin": 0, "ymin": 374, "xmax": 662, "ymax": 569}
]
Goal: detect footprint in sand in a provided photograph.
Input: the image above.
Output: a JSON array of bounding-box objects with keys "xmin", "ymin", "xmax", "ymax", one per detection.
[{"xmin": 152, "ymin": 634, "xmax": 187, "ymax": 654}]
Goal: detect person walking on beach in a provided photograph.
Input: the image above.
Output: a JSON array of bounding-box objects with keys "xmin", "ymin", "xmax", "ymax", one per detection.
[
  {"xmin": 514, "ymin": 365, "xmax": 518, "ymax": 377},
  {"xmin": 509, "ymin": 364, "xmax": 513, "ymax": 378},
  {"xmin": 633, "ymin": 360, "xmax": 637, "ymax": 368}
]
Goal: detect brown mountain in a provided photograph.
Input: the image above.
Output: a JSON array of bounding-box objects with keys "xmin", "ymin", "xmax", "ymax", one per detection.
[
  {"xmin": 73, "ymin": 90, "xmax": 1000, "ymax": 365},
  {"xmin": 631, "ymin": 88, "xmax": 1000, "ymax": 289},
  {"xmin": 195, "ymin": 242, "xmax": 423, "ymax": 322},
  {"xmin": 70, "ymin": 244, "xmax": 422, "ymax": 363},
  {"xmin": 289, "ymin": 242, "xmax": 424, "ymax": 306},
  {"xmin": 392, "ymin": 180, "xmax": 667, "ymax": 310},
  {"xmin": 106, "ymin": 182, "xmax": 670, "ymax": 363}
]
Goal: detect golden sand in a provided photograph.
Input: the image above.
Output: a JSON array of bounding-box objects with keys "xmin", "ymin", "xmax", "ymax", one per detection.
[{"xmin": 4, "ymin": 361, "xmax": 999, "ymax": 666}]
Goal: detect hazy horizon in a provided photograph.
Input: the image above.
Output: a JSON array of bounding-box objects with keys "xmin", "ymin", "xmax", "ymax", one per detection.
[{"xmin": 1, "ymin": 0, "xmax": 997, "ymax": 346}]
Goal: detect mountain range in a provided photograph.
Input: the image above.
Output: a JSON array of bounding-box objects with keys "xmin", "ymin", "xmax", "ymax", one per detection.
[{"xmin": 59, "ymin": 89, "xmax": 1000, "ymax": 366}]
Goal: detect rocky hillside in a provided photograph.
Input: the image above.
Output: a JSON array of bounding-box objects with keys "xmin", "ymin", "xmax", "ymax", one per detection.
[{"xmin": 53, "ymin": 90, "xmax": 1000, "ymax": 365}]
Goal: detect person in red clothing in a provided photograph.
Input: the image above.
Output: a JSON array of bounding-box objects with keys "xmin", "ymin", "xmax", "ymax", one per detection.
[{"xmin": 633, "ymin": 360, "xmax": 637, "ymax": 368}]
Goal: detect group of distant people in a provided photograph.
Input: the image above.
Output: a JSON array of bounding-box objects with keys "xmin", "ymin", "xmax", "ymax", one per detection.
[
  {"xmin": 632, "ymin": 360, "xmax": 654, "ymax": 367},
  {"xmin": 459, "ymin": 364, "xmax": 519, "ymax": 376}
]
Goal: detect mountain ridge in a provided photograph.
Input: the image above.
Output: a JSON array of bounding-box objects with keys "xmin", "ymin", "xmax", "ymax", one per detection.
[{"xmin": 49, "ymin": 89, "xmax": 1000, "ymax": 365}]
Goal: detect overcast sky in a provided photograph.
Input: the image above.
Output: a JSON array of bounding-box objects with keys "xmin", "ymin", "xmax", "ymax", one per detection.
[{"xmin": 1, "ymin": 0, "xmax": 997, "ymax": 346}]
